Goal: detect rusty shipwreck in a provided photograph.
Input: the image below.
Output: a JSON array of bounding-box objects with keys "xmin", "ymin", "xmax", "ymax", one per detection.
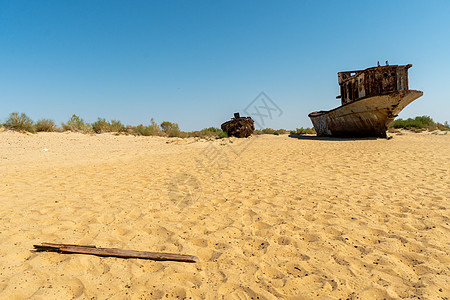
[
  {"xmin": 308, "ymin": 64, "xmax": 423, "ymax": 138},
  {"xmin": 221, "ymin": 113, "xmax": 255, "ymax": 138}
]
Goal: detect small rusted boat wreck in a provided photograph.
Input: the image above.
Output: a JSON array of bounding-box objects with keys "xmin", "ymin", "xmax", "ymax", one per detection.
[
  {"xmin": 308, "ymin": 64, "xmax": 423, "ymax": 138},
  {"xmin": 221, "ymin": 113, "xmax": 255, "ymax": 138}
]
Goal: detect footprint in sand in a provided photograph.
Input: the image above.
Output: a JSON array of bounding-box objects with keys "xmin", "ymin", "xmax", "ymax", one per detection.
[{"xmin": 166, "ymin": 172, "xmax": 202, "ymax": 209}]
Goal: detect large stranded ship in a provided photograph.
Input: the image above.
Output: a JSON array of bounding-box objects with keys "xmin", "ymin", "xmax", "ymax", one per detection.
[{"xmin": 308, "ymin": 63, "xmax": 423, "ymax": 138}]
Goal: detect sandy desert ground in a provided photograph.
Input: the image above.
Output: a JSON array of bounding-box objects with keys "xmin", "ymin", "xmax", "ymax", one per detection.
[{"xmin": 0, "ymin": 130, "xmax": 448, "ymax": 299}]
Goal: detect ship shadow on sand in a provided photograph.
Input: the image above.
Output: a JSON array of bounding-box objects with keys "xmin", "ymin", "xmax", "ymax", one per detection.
[{"xmin": 288, "ymin": 134, "xmax": 382, "ymax": 141}]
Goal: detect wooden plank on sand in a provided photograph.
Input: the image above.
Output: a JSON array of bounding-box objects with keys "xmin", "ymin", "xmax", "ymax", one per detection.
[{"xmin": 33, "ymin": 243, "xmax": 198, "ymax": 263}]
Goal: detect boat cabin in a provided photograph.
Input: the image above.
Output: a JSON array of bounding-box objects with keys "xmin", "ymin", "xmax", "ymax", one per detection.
[{"xmin": 337, "ymin": 64, "xmax": 412, "ymax": 105}]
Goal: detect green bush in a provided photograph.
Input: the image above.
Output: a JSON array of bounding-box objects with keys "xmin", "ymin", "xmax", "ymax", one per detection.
[
  {"xmin": 436, "ymin": 121, "xmax": 450, "ymax": 131},
  {"xmin": 61, "ymin": 114, "xmax": 92, "ymax": 133},
  {"xmin": 201, "ymin": 127, "xmax": 222, "ymax": 134},
  {"xmin": 35, "ymin": 119, "xmax": 58, "ymax": 132},
  {"xmin": 189, "ymin": 127, "xmax": 227, "ymax": 139},
  {"xmin": 254, "ymin": 128, "xmax": 276, "ymax": 135},
  {"xmin": 4, "ymin": 112, "xmax": 35, "ymax": 132},
  {"xmin": 132, "ymin": 118, "xmax": 163, "ymax": 136},
  {"xmin": 160, "ymin": 121, "xmax": 181, "ymax": 137},
  {"xmin": 289, "ymin": 127, "xmax": 316, "ymax": 135},
  {"xmin": 132, "ymin": 124, "xmax": 152, "ymax": 136},
  {"xmin": 91, "ymin": 118, "xmax": 112, "ymax": 133},
  {"xmin": 148, "ymin": 118, "xmax": 162, "ymax": 136},
  {"xmin": 254, "ymin": 128, "xmax": 290, "ymax": 135},
  {"xmin": 390, "ymin": 115, "xmax": 439, "ymax": 131},
  {"xmin": 110, "ymin": 119, "xmax": 126, "ymax": 132},
  {"xmin": 216, "ymin": 130, "xmax": 228, "ymax": 139},
  {"xmin": 262, "ymin": 128, "xmax": 276, "ymax": 134},
  {"xmin": 415, "ymin": 116, "xmax": 435, "ymax": 128}
]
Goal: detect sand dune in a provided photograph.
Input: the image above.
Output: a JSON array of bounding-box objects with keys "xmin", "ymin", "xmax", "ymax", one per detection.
[{"xmin": 0, "ymin": 131, "xmax": 448, "ymax": 299}]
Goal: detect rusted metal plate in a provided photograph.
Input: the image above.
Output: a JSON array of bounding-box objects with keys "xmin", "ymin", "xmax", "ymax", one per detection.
[{"xmin": 338, "ymin": 64, "xmax": 412, "ymax": 105}]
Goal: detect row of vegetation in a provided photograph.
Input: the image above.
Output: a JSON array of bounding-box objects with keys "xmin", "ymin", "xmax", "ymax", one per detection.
[
  {"xmin": 253, "ymin": 127, "xmax": 316, "ymax": 135},
  {"xmin": 0, "ymin": 113, "xmax": 230, "ymax": 139},
  {"xmin": 2, "ymin": 112, "xmax": 446, "ymax": 138},
  {"xmin": 2, "ymin": 112, "xmax": 317, "ymax": 138},
  {"xmin": 2, "ymin": 112, "xmax": 315, "ymax": 138},
  {"xmin": 389, "ymin": 116, "xmax": 449, "ymax": 131},
  {"xmin": 0, "ymin": 112, "xmax": 319, "ymax": 138}
]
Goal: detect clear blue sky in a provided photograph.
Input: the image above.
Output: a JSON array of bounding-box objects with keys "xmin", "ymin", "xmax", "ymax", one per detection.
[{"xmin": 1, "ymin": 0, "xmax": 449, "ymax": 131}]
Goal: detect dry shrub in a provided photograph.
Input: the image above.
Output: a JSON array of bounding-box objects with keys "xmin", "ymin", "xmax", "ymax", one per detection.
[
  {"xmin": 390, "ymin": 116, "xmax": 445, "ymax": 131},
  {"xmin": 289, "ymin": 127, "xmax": 316, "ymax": 135},
  {"xmin": 132, "ymin": 118, "xmax": 163, "ymax": 136},
  {"xmin": 160, "ymin": 121, "xmax": 181, "ymax": 137},
  {"xmin": 35, "ymin": 119, "xmax": 58, "ymax": 132},
  {"xmin": 4, "ymin": 112, "xmax": 35, "ymax": 132},
  {"xmin": 61, "ymin": 114, "xmax": 92, "ymax": 133}
]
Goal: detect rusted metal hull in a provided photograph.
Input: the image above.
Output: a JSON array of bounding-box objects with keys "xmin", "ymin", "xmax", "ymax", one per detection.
[
  {"xmin": 308, "ymin": 90, "xmax": 423, "ymax": 138},
  {"xmin": 221, "ymin": 113, "xmax": 255, "ymax": 138}
]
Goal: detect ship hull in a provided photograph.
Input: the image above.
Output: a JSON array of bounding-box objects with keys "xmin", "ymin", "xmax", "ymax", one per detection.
[{"xmin": 308, "ymin": 90, "xmax": 423, "ymax": 138}]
